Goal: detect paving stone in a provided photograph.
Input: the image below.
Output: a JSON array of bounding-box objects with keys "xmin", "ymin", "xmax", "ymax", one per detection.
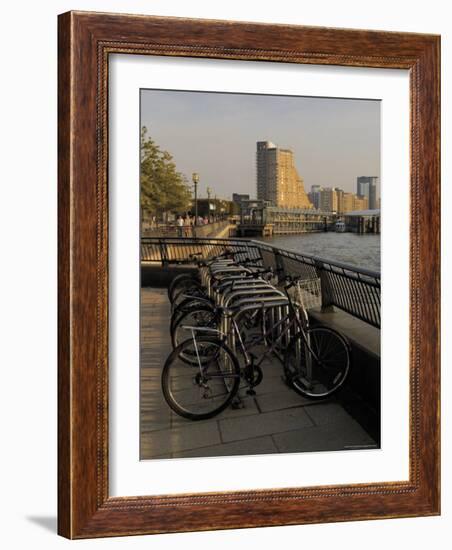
[
  {"xmin": 140, "ymin": 417, "xmax": 171, "ymax": 433},
  {"xmin": 303, "ymin": 402, "xmax": 356, "ymax": 426},
  {"xmin": 272, "ymin": 421, "xmax": 377, "ymax": 454},
  {"xmin": 219, "ymin": 407, "xmax": 314, "ymax": 442},
  {"xmin": 254, "ymin": 372, "xmax": 289, "ymax": 395},
  {"xmin": 171, "ymin": 435, "xmax": 278, "ymax": 459},
  {"xmin": 169, "ymin": 396, "xmax": 259, "ymax": 428},
  {"xmin": 255, "ymin": 389, "xmax": 312, "ymax": 413},
  {"xmin": 140, "ymin": 421, "xmax": 221, "ymax": 458},
  {"xmin": 140, "ymin": 400, "xmax": 172, "ymax": 427},
  {"xmin": 140, "ymin": 391, "xmax": 168, "ymax": 412},
  {"xmin": 140, "ymin": 378, "xmax": 164, "ymax": 392}
]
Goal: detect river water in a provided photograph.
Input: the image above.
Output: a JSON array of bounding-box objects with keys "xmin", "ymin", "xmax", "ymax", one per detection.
[{"xmin": 256, "ymin": 232, "xmax": 381, "ymax": 273}]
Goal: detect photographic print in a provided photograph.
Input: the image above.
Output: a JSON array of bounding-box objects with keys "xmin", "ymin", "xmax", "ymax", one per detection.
[{"xmin": 140, "ymin": 89, "xmax": 381, "ymax": 460}]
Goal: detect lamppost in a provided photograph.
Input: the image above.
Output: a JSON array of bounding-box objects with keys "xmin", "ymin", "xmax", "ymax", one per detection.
[
  {"xmin": 192, "ymin": 172, "xmax": 199, "ymax": 225},
  {"xmin": 206, "ymin": 186, "xmax": 212, "ymax": 222}
]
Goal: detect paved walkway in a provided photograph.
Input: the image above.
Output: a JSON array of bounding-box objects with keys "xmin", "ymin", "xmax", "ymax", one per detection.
[{"xmin": 140, "ymin": 288, "xmax": 377, "ymax": 460}]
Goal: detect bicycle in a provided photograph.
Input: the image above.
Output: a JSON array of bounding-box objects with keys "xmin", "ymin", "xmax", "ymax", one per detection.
[{"xmin": 161, "ymin": 276, "xmax": 351, "ymax": 420}]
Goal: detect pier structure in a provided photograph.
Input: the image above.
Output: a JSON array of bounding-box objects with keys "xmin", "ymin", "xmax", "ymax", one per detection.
[
  {"xmin": 237, "ymin": 200, "xmax": 337, "ymax": 237},
  {"xmin": 344, "ymin": 209, "xmax": 381, "ymax": 234}
]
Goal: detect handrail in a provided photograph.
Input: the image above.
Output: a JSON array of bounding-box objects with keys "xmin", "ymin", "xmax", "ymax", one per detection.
[
  {"xmin": 142, "ymin": 219, "xmax": 230, "ymax": 238},
  {"xmin": 248, "ymin": 239, "xmax": 380, "ymax": 280}
]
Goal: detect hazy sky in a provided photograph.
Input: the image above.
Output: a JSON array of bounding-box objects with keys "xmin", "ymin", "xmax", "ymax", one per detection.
[{"xmin": 140, "ymin": 89, "xmax": 380, "ymax": 200}]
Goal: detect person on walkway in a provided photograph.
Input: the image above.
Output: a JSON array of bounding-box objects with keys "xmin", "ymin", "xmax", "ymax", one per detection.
[
  {"xmin": 176, "ymin": 215, "xmax": 184, "ymax": 237},
  {"xmin": 184, "ymin": 215, "xmax": 192, "ymax": 237}
]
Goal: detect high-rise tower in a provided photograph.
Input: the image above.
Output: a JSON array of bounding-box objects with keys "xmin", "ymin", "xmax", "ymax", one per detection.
[
  {"xmin": 357, "ymin": 176, "xmax": 379, "ymax": 209},
  {"xmin": 256, "ymin": 141, "xmax": 312, "ymax": 209}
]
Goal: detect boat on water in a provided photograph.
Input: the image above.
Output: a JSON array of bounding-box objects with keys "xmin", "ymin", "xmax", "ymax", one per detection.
[{"xmin": 335, "ymin": 220, "xmax": 346, "ymax": 232}]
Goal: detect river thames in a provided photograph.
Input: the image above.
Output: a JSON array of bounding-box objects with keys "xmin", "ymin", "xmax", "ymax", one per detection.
[{"xmin": 257, "ymin": 232, "xmax": 381, "ymax": 272}]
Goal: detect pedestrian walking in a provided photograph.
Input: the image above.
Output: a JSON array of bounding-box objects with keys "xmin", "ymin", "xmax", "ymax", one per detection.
[{"xmin": 176, "ymin": 215, "xmax": 184, "ymax": 237}]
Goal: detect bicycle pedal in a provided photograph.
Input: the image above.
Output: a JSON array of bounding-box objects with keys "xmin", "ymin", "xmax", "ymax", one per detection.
[
  {"xmin": 246, "ymin": 388, "xmax": 256, "ymax": 396},
  {"xmin": 231, "ymin": 398, "xmax": 244, "ymax": 409}
]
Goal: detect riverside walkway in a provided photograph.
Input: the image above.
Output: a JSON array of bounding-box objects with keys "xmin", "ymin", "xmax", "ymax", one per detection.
[{"xmin": 140, "ymin": 287, "xmax": 378, "ymax": 460}]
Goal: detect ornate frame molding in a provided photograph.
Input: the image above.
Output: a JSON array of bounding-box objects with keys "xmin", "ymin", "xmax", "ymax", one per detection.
[{"xmin": 58, "ymin": 11, "xmax": 440, "ymax": 538}]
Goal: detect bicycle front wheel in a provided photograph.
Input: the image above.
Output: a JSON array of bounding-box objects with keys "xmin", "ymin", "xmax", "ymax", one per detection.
[
  {"xmin": 168, "ymin": 273, "xmax": 198, "ymax": 302},
  {"xmin": 162, "ymin": 337, "xmax": 241, "ymax": 420},
  {"xmin": 284, "ymin": 327, "xmax": 350, "ymax": 399},
  {"xmin": 171, "ymin": 306, "xmax": 220, "ymax": 352}
]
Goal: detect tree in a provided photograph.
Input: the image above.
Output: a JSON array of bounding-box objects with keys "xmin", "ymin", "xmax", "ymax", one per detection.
[{"xmin": 140, "ymin": 127, "xmax": 192, "ymax": 222}]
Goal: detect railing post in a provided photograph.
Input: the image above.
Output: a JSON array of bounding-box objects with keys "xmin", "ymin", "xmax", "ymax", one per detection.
[
  {"xmin": 314, "ymin": 259, "xmax": 334, "ymax": 311},
  {"xmin": 274, "ymin": 249, "xmax": 285, "ymax": 279},
  {"xmin": 158, "ymin": 238, "xmax": 168, "ymax": 267}
]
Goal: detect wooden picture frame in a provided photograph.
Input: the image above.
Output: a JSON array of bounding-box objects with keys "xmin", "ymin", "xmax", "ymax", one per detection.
[{"xmin": 58, "ymin": 11, "xmax": 440, "ymax": 538}]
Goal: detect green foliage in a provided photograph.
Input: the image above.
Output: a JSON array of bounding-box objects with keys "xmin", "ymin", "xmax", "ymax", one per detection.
[{"xmin": 140, "ymin": 127, "xmax": 192, "ymax": 219}]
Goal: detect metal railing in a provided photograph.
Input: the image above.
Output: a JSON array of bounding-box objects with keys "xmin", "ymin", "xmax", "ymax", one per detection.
[
  {"xmin": 141, "ymin": 237, "xmax": 381, "ymax": 328},
  {"xmin": 141, "ymin": 219, "xmax": 231, "ymax": 239},
  {"xmin": 141, "ymin": 236, "xmax": 261, "ymax": 266},
  {"xmin": 255, "ymin": 240, "xmax": 380, "ymax": 329}
]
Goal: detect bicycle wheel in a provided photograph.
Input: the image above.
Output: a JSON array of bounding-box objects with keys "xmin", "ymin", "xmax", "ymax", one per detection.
[
  {"xmin": 284, "ymin": 327, "xmax": 350, "ymax": 398},
  {"xmin": 170, "ymin": 296, "xmax": 214, "ymax": 333},
  {"xmin": 162, "ymin": 337, "xmax": 241, "ymax": 420},
  {"xmin": 171, "ymin": 281, "xmax": 206, "ymax": 310},
  {"xmin": 168, "ymin": 273, "xmax": 198, "ymax": 302},
  {"xmin": 171, "ymin": 306, "xmax": 220, "ymax": 356},
  {"xmin": 168, "ymin": 273, "xmax": 197, "ymax": 302}
]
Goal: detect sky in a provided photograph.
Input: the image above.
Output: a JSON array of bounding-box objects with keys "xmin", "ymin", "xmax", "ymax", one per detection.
[{"xmin": 140, "ymin": 89, "xmax": 380, "ymax": 201}]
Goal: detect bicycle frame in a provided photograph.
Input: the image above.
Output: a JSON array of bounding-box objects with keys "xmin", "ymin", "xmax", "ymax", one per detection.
[{"xmin": 228, "ymin": 289, "xmax": 317, "ymax": 377}]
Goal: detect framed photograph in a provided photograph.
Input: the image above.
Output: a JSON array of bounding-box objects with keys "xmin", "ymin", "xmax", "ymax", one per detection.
[{"xmin": 58, "ymin": 11, "xmax": 440, "ymax": 538}]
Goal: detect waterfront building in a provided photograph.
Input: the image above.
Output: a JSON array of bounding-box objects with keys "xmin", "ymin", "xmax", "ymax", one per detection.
[
  {"xmin": 369, "ymin": 182, "xmax": 378, "ymax": 210},
  {"xmin": 231, "ymin": 193, "xmax": 250, "ymax": 215},
  {"xmin": 256, "ymin": 141, "xmax": 312, "ymax": 209},
  {"xmin": 314, "ymin": 186, "xmax": 369, "ymax": 214},
  {"xmin": 357, "ymin": 176, "xmax": 378, "ymax": 209},
  {"xmin": 342, "ymin": 192, "xmax": 355, "ymax": 213},
  {"xmin": 308, "ymin": 185, "xmax": 322, "ymax": 209},
  {"xmin": 232, "ymin": 193, "xmax": 250, "ymax": 204},
  {"xmin": 319, "ymin": 187, "xmax": 338, "ymax": 212},
  {"xmin": 353, "ymin": 195, "xmax": 369, "ymax": 211},
  {"xmin": 335, "ymin": 188, "xmax": 345, "ymax": 213}
]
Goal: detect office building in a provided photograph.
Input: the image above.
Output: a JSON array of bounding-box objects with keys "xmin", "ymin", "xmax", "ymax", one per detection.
[
  {"xmin": 232, "ymin": 193, "xmax": 250, "ymax": 204},
  {"xmin": 319, "ymin": 187, "xmax": 338, "ymax": 212},
  {"xmin": 353, "ymin": 195, "xmax": 369, "ymax": 211},
  {"xmin": 357, "ymin": 176, "xmax": 378, "ymax": 209},
  {"xmin": 308, "ymin": 185, "xmax": 322, "ymax": 209}
]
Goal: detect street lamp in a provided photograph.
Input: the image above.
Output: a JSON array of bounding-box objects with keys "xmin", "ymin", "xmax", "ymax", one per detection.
[
  {"xmin": 206, "ymin": 186, "xmax": 212, "ymax": 222},
  {"xmin": 192, "ymin": 172, "xmax": 199, "ymax": 225}
]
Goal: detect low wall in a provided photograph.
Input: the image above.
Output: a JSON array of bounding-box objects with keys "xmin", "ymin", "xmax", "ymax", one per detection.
[
  {"xmin": 141, "ymin": 265, "xmax": 197, "ymax": 288},
  {"xmin": 309, "ymin": 307, "xmax": 380, "ymax": 444}
]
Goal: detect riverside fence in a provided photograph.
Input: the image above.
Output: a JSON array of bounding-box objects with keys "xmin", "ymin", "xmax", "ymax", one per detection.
[
  {"xmin": 142, "ymin": 219, "xmax": 232, "ymax": 238},
  {"xmin": 141, "ymin": 237, "xmax": 381, "ymax": 329}
]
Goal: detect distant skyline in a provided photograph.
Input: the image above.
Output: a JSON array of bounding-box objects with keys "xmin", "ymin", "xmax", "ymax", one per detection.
[{"xmin": 140, "ymin": 89, "xmax": 380, "ymax": 200}]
